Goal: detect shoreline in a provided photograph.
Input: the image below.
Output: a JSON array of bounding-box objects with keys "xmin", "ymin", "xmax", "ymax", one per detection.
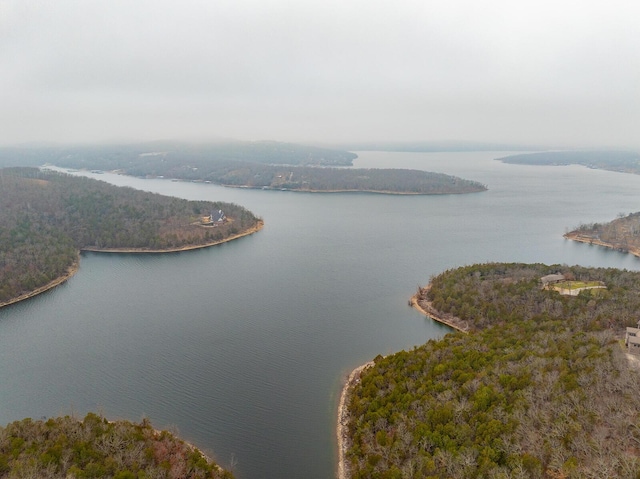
[
  {"xmin": 0, "ymin": 258, "xmax": 80, "ymax": 309},
  {"xmin": 337, "ymin": 361, "xmax": 374, "ymax": 479},
  {"xmin": 410, "ymin": 285, "xmax": 469, "ymax": 333},
  {"xmin": 81, "ymin": 220, "xmax": 264, "ymax": 254},
  {"xmin": 337, "ymin": 285, "xmax": 464, "ymax": 478},
  {"xmin": 226, "ymin": 185, "xmax": 486, "ymax": 195},
  {"xmin": 0, "ymin": 221, "xmax": 263, "ymax": 309},
  {"xmin": 564, "ymin": 231, "xmax": 640, "ymax": 258}
]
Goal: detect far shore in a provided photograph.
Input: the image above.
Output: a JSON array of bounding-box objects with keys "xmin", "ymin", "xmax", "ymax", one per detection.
[
  {"xmin": 564, "ymin": 231, "xmax": 640, "ymax": 258},
  {"xmin": 226, "ymin": 185, "xmax": 486, "ymax": 195},
  {"xmin": 0, "ymin": 220, "xmax": 263, "ymax": 309}
]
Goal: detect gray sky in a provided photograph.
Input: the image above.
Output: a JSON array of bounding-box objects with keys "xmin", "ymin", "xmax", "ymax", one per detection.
[{"xmin": 1, "ymin": 0, "xmax": 638, "ymax": 147}]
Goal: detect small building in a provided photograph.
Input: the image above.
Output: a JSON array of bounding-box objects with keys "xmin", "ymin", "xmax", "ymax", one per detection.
[
  {"xmin": 540, "ymin": 274, "xmax": 565, "ymax": 287},
  {"xmin": 201, "ymin": 209, "xmax": 226, "ymax": 226},
  {"xmin": 626, "ymin": 322, "xmax": 640, "ymax": 355}
]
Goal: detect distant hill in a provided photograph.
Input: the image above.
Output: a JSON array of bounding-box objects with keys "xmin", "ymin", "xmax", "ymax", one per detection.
[
  {"xmin": 498, "ymin": 150, "xmax": 640, "ymax": 174},
  {"xmin": 0, "ymin": 142, "xmax": 488, "ymax": 195},
  {"xmin": 0, "ymin": 140, "xmax": 358, "ymax": 169},
  {"xmin": 326, "ymin": 140, "xmax": 543, "ymax": 152}
]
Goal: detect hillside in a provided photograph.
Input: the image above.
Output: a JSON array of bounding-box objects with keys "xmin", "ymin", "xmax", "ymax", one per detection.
[
  {"xmin": 0, "ymin": 413, "xmax": 233, "ymax": 478},
  {"xmin": 0, "ymin": 167, "xmax": 261, "ymax": 306},
  {"xmin": 343, "ymin": 263, "xmax": 640, "ymax": 478}
]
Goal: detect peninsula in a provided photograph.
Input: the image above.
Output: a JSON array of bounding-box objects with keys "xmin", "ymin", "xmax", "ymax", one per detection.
[
  {"xmin": 0, "ymin": 167, "xmax": 262, "ymax": 308},
  {"xmin": 339, "ymin": 263, "xmax": 640, "ymax": 478},
  {"xmin": 0, "ymin": 141, "xmax": 487, "ymax": 195}
]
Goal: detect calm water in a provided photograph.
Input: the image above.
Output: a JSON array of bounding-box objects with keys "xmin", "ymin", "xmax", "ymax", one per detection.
[{"xmin": 2, "ymin": 152, "xmax": 640, "ymax": 478}]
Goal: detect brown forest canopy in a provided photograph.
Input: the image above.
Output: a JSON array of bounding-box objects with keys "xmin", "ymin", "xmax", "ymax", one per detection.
[
  {"xmin": 0, "ymin": 167, "xmax": 260, "ymax": 304},
  {"xmin": 346, "ymin": 263, "xmax": 640, "ymax": 479}
]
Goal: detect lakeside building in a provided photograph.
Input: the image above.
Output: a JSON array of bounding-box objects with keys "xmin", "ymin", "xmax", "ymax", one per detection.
[{"xmin": 625, "ymin": 322, "xmax": 640, "ymax": 355}]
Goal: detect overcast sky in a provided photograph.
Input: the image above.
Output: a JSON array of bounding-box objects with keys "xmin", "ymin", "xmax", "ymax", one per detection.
[{"xmin": 1, "ymin": 0, "xmax": 638, "ymax": 147}]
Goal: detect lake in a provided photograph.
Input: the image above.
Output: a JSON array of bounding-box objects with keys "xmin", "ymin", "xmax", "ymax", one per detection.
[{"xmin": 2, "ymin": 151, "xmax": 640, "ymax": 478}]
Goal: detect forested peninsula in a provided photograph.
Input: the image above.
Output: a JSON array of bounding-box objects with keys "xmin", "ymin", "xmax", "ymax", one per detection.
[
  {"xmin": 565, "ymin": 211, "xmax": 640, "ymax": 257},
  {"xmin": 0, "ymin": 167, "xmax": 262, "ymax": 307},
  {"xmin": 497, "ymin": 150, "xmax": 640, "ymax": 174},
  {"xmin": 341, "ymin": 263, "xmax": 640, "ymax": 479},
  {"xmin": 0, "ymin": 142, "xmax": 487, "ymax": 195},
  {"xmin": 0, "ymin": 413, "xmax": 233, "ymax": 478}
]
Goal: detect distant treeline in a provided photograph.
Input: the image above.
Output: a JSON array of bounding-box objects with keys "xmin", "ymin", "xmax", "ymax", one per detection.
[
  {"xmin": 0, "ymin": 413, "xmax": 233, "ymax": 478},
  {"xmin": 330, "ymin": 140, "xmax": 542, "ymax": 152},
  {"xmin": 346, "ymin": 263, "xmax": 640, "ymax": 478},
  {"xmin": 0, "ymin": 167, "xmax": 260, "ymax": 304},
  {"xmin": 0, "ymin": 142, "xmax": 487, "ymax": 194},
  {"xmin": 497, "ymin": 150, "xmax": 640, "ymax": 174},
  {"xmin": 0, "ymin": 140, "xmax": 357, "ymax": 169}
]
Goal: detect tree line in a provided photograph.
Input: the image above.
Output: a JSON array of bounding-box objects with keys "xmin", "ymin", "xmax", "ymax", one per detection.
[
  {"xmin": 0, "ymin": 167, "xmax": 260, "ymax": 305},
  {"xmin": 345, "ymin": 263, "xmax": 640, "ymax": 478}
]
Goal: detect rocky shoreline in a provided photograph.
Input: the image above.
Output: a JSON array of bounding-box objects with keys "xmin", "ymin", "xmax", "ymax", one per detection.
[
  {"xmin": 563, "ymin": 231, "xmax": 640, "ymax": 257},
  {"xmin": 337, "ymin": 361, "xmax": 374, "ymax": 479}
]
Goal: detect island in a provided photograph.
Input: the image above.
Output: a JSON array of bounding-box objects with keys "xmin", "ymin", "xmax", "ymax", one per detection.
[
  {"xmin": 0, "ymin": 167, "xmax": 262, "ymax": 308},
  {"xmin": 339, "ymin": 263, "xmax": 640, "ymax": 478},
  {"xmin": 0, "ymin": 141, "xmax": 487, "ymax": 195},
  {"xmin": 0, "ymin": 413, "xmax": 233, "ymax": 478},
  {"xmin": 565, "ymin": 212, "xmax": 640, "ymax": 257},
  {"xmin": 497, "ymin": 150, "xmax": 640, "ymax": 174}
]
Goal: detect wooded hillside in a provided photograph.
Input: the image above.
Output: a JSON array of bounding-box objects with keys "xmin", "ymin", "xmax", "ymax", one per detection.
[
  {"xmin": 0, "ymin": 168, "xmax": 260, "ymax": 305},
  {"xmin": 345, "ymin": 263, "xmax": 640, "ymax": 478}
]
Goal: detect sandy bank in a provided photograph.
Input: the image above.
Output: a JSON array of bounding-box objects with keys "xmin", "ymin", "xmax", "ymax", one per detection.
[
  {"xmin": 337, "ymin": 361, "xmax": 374, "ymax": 479},
  {"xmin": 564, "ymin": 231, "xmax": 640, "ymax": 258},
  {"xmin": 0, "ymin": 258, "xmax": 80, "ymax": 309}
]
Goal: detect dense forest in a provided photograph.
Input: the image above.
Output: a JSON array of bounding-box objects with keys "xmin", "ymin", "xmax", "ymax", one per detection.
[
  {"xmin": 565, "ymin": 212, "xmax": 640, "ymax": 257},
  {"xmin": 0, "ymin": 142, "xmax": 487, "ymax": 195},
  {"xmin": 497, "ymin": 150, "xmax": 640, "ymax": 174},
  {"xmin": 344, "ymin": 263, "xmax": 640, "ymax": 478},
  {"xmin": 0, "ymin": 413, "xmax": 233, "ymax": 478},
  {"xmin": 0, "ymin": 167, "xmax": 261, "ymax": 305}
]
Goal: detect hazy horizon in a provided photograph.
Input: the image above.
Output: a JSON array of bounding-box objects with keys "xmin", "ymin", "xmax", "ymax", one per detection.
[{"xmin": 1, "ymin": 1, "xmax": 638, "ymax": 149}]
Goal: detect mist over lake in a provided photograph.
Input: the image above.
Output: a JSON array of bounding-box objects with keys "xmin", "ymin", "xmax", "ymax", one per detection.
[{"xmin": 2, "ymin": 151, "xmax": 639, "ymax": 479}]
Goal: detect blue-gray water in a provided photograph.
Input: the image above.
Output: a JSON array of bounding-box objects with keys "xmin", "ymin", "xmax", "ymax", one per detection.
[{"xmin": 2, "ymin": 152, "xmax": 640, "ymax": 479}]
